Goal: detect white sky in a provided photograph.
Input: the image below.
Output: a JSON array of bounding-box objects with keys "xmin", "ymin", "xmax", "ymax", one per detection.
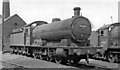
[{"xmin": 0, "ymin": 0, "xmax": 120, "ymax": 30}]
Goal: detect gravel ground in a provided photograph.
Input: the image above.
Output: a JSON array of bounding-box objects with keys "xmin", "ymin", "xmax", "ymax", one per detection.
[{"xmin": 1, "ymin": 53, "xmax": 119, "ymax": 70}]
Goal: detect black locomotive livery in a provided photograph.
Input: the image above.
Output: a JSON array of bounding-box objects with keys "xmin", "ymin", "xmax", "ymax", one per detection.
[
  {"xmin": 10, "ymin": 7, "xmax": 99, "ymax": 64},
  {"xmin": 1, "ymin": 0, "xmax": 120, "ymax": 67}
]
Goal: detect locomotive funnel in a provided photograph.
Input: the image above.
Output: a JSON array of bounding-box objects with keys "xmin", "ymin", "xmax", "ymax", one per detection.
[
  {"xmin": 73, "ymin": 7, "xmax": 81, "ymax": 16},
  {"xmin": 2, "ymin": 0, "xmax": 10, "ymax": 19}
]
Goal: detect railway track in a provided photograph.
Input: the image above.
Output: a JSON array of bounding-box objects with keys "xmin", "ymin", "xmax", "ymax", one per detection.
[
  {"xmin": 55, "ymin": 59, "xmax": 115, "ymax": 70},
  {"xmin": 1, "ymin": 60, "xmax": 29, "ymax": 68},
  {"xmin": 2, "ymin": 52, "xmax": 118, "ymax": 70},
  {"xmin": 29, "ymin": 54, "xmax": 119, "ymax": 70}
]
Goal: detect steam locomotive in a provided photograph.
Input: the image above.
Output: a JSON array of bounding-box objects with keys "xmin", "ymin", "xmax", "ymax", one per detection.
[
  {"xmin": 92, "ymin": 22, "xmax": 120, "ymax": 63},
  {"xmin": 10, "ymin": 7, "xmax": 98, "ymax": 64}
]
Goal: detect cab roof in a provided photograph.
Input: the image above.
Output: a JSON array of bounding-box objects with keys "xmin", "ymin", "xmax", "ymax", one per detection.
[{"xmin": 98, "ymin": 22, "xmax": 120, "ymax": 30}]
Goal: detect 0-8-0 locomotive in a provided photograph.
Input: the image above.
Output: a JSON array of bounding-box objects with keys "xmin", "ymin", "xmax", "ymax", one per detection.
[{"xmin": 10, "ymin": 7, "xmax": 98, "ymax": 64}]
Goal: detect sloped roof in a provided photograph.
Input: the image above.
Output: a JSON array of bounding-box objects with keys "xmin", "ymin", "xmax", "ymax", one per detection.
[
  {"xmin": 3, "ymin": 14, "xmax": 26, "ymax": 35},
  {"xmin": 98, "ymin": 22, "xmax": 120, "ymax": 30}
]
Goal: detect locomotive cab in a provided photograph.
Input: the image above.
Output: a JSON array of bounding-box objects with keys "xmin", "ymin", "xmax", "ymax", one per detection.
[{"xmin": 95, "ymin": 23, "xmax": 120, "ymax": 62}]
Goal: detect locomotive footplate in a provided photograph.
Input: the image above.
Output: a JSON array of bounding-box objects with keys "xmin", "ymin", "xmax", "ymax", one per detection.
[{"xmin": 10, "ymin": 45, "xmax": 102, "ymax": 64}]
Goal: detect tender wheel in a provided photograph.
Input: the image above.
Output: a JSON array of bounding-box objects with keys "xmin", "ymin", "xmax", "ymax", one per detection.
[
  {"xmin": 18, "ymin": 50, "xmax": 22, "ymax": 55},
  {"xmin": 22, "ymin": 50, "xmax": 26, "ymax": 56},
  {"xmin": 48, "ymin": 55, "xmax": 55, "ymax": 62},
  {"xmin": 73, "ymin": 58, "xmax": 80, "ymax": 64},
  {"xmin": 46, "ymin": 56, "xmax": 52, "ymax": 61},
  {"xmin": 14, "ymin": 49, "xmax": 18, "ymax": 54},
  {"xmin": 72, "ymin": 55, "xmax": 80, "ymax": 64},
  {"xmin": 33, "ymin": 53, "xmax": 37, "ymax": 59},
  {"xmin": 93, "ymin": 52, "xmax": 102, "ymax": 59},
  {"xmin": 46, "ymin": 57, "xmax": 50, "ymax": 61},
  {"xmin": 85, "ymin": 54, "xmax": 89, "ymax": 64},
  {"xmin": 55, "ymin": 56, "xmax": 67, "ymax": 64},
  {"xmin": 55, "ymin": 58, "xmax": 61, "ymax": 64},
  {"xmin": 33, "ymin": 53, "xmax": 40, "ymax": 59},
  {"xmin": 39, "ymin": 55, "xmax": 43, "ymax": 60},
  {"xmin": 95, "ymin": 54, "xmax": 100, "ymax": 58},
  {"xmin": 108, "ymin": 54, "xmax": 116, "ymax": 63},
  {"xmin": 12, "ymin": 49, "xmax": 15, "ymax": 54}
]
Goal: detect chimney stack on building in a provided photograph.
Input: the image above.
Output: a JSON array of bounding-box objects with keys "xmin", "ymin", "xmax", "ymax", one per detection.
[{"xmin": 2, "ymin": 0, "xmax": 10, "ymax": 20}]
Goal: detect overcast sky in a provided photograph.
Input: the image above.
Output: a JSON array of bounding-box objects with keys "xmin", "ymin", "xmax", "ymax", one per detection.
[{"xmin": 0, "ymin": 0, "xmax": 120, "ymax": 30}]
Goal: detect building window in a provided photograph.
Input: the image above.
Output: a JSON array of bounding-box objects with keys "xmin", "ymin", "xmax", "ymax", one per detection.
[
  {"xmin": 14, "ymin": 23, "xmax": 17, "ymax": 26},
  {"xmin": 101, "ymin": 31, "xmax": 104, "ymax": 36},
  {"xmin": 101, "ymin": 31, "xmax": 104, "ymax": 34}
]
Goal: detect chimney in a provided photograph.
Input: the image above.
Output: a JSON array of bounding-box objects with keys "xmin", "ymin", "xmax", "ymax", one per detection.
[
  {"xmin": 73, "ymin": 7, "xmax": 81, "ymax": 16},
  {"xmin": 2, "ymin": 0, "xmax": 10, "ymax": 20}
]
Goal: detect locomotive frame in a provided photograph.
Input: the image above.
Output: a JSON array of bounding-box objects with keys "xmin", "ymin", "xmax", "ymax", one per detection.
[
  {"xmin": 10, "ymin": 20, "xmax": 98, "ymax": 64},
  {"xmin": 9, "ymin": 7, "xmax": 100, "ymax": 64}
]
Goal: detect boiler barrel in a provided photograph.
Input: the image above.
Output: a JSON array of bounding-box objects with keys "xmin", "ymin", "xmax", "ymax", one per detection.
[
  {"xmin": 110, "ymin": 26, "xmax": 120, "ymax": 38},
  {"xmin": 32, "ymin": 16, "xmax": 91, "ymax": 41},
  {"xmin": 110, "ymin": 26, "xmax": 120, "ymax": 46}
]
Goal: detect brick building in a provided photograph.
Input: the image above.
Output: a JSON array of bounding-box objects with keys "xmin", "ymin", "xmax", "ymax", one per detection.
[{"xmin": 0, "ymin": 14, "xmax": 26, "ymax": 51}]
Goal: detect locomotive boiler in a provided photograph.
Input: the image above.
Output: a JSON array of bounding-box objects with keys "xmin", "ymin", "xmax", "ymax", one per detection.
[
  {"xmin": 33, "ymin": 7, "xmax": 91, "ymax": 46},
  {"xmin": 10, "ymin": 7, "xmax": 97, "ymax": 64},
  {"xmin": 110, "ymin": 23, "xmax": 120, "ymax": 47}
]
